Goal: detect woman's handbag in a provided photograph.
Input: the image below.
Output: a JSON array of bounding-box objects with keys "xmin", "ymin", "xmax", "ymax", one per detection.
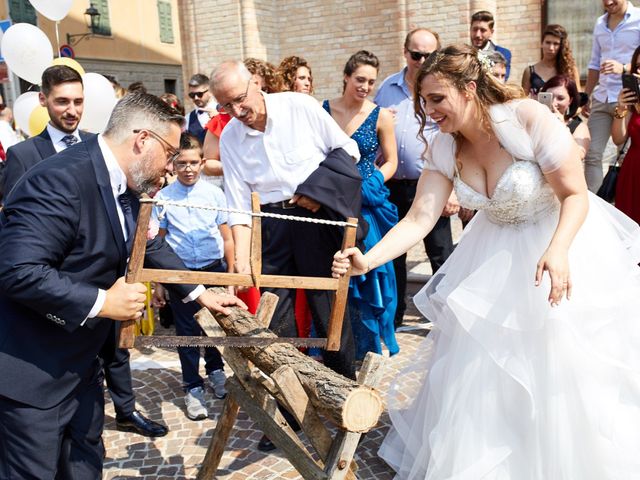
[{"xmin": 597, "ymin": 139, "xmax": 628, "ymax": 203}]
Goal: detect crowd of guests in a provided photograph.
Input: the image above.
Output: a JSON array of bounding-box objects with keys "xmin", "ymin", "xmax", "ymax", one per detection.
[{"xmin": 1, "ymin": 0, "xmax": 640, "ymax": 476}]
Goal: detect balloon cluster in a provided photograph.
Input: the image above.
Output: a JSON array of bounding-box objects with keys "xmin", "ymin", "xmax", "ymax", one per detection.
[{"xmin": 0, "ymin": 1, "xmax": 117, "ymax": 135}]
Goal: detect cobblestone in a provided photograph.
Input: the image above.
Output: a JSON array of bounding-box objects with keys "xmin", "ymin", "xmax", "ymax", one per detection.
[{"xmin": 103, "ymin": 235, "xmax": 459, "ymax": 479}]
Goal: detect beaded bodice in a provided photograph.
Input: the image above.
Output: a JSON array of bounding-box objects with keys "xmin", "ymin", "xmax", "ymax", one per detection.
[
  {"xmin": 454, "ymin": 159, "xmax": 559, "ymax": 226},
  {"xmin": 323, "ymin": 100, "xmax": 380, "ymax": 179}
]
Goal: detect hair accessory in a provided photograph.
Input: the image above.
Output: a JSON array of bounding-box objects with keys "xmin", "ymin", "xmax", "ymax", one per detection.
[{"xmin": 477, "ymin": 51, "xmax": 495, "ymax": 72}]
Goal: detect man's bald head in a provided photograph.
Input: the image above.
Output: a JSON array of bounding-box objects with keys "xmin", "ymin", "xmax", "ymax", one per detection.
[{"xmin": 209, "ymin": 61, "xmax": 252, "ymax": 97}]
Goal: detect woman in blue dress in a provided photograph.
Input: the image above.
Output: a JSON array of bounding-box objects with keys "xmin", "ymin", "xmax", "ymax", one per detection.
[{"xmin": 323, "ymin": 50, "xmax": 399, "ymax": 359}]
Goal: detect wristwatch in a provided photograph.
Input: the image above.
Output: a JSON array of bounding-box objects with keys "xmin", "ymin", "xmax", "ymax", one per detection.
[{"xmin": 622, "ymin": 64, "xmax": 627, "ymax": 74}]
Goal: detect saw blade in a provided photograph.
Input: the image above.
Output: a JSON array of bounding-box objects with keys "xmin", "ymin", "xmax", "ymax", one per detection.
[{"xmin": 135, "ymin": 335, "xmax": 328, "ymax": 349}]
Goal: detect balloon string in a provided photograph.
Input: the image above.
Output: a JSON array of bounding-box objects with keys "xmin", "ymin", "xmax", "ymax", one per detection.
[{"xmin": 55, "ymin": 21, "xmax": 60, "ymax": 57}]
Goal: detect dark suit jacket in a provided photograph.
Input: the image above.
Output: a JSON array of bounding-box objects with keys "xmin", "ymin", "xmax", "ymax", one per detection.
[
  {"xmin": 495, "ymin": 44, "xmax": 513, "ymax": 81},
  {"xmin": 295, "ymin": 147, "xmax": 368, "ymax": 242},
  {"xmin": 1, "ymin": 128, "xmax": 94, "ymax": 201},
  {"xmin": 186, "ymin": 110, "xmax": 207, "ymax": 144},
  {"xmin": 0, "ymin": 135, "xmax": 195, "ymax": 409}
]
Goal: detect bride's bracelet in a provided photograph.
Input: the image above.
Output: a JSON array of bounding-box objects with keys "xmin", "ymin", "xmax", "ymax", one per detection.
[{"xmin": 614, "ymin": 104, "xmax": 629, "ymax": 119}]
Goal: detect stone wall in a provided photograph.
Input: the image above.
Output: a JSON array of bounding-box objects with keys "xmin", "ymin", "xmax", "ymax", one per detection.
[
  {"xmin": 178, "ymin": 0, "xmax": 543, "ymax": 100},
  {"xmin": 77, "ymin": 58, "xmax": 184, "ymax": 97}
]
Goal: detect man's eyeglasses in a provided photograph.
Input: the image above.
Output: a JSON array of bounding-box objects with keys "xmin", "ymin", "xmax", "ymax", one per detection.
[
  {"xmin": 188, "ymin": 89, "xmax": 209, "ymax": 99},
  {"xmin": 407, "ymin": 50, "xmax": 432, "ymax": 62},
  {"xmin": 220, "ymin": 79, "xmax": 251, "ymax": 113},
  {"xmin": 133, "ymin": 129, "xmax": 180, "ymax": 163}
]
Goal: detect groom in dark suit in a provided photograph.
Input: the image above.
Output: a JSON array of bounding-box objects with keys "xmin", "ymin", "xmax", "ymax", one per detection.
[
  {"xmin": 1, "ymin": 65, "xmax": 169, "ymax": 439},
  {"xmin": 0, "ymin": 93, "xmax": 245, "ymax": 479}
]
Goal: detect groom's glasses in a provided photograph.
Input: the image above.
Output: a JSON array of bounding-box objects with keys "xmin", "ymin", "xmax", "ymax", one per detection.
[{"xmin": 407, "ymin": 50, "xmax": 433, "ymax": 62}]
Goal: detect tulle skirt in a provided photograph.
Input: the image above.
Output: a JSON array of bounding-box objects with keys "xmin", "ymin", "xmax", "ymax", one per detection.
[{"xmin": 379, "ymin": 193, "xmax": 640, "ymax": 480}]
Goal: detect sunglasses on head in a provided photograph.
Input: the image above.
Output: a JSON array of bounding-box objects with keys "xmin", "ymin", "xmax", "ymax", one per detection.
[
  {"xmin": 408, "ymin": 50, "xmax": 432, "ymax": 62},
  {"xmin": 188, "ymin": 89, "xmax": 208, "ymax": 99}
]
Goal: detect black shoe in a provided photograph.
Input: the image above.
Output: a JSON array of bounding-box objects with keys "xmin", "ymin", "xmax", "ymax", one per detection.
[
  {"xmin": 257, "ymin": 434, "xmax": 277, "ymax": 452},
  {"xmin": 115, "ymin": 410, "xmax": 168, "ymax": 437}
]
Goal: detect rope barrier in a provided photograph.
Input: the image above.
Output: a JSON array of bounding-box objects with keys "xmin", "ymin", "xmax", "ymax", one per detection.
[{"xmin": 141, "ymin": 197, "xmax": 356, "ymax": 228}]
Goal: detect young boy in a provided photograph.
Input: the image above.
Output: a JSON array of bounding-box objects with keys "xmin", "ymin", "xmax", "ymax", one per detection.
[{"xmin": 152, "ymin": 134, "xmax": 233, "ymax": 420}]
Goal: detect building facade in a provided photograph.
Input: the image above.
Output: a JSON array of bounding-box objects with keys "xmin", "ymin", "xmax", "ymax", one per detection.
[
  {"xmin": 177, "ymin": 0, "xmax": 601, "ymax": 100},
  {"xmin": 1, "ymin": 0, "xmax": 184, "ymax": 100}
]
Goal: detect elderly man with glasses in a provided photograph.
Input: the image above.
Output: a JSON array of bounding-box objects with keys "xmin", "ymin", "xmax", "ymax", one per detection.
[
  {"xmin": 186, "ymin": 73, "xmax": 217, "ymax": 144},
  {"xmin": 374, "ymin": 28, "xmax": 458, "ymax": 330}
]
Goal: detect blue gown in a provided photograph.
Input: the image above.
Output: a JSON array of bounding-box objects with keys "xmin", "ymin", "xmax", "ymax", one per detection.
[{"xmin": 323, "ymin": 100, "xmax": 399, "ymax": 359}]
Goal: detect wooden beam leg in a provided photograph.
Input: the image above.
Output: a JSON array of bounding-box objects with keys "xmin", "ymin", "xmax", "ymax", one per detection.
[
  {"xmin": 326, "ymin": 218, "xmax": 358, "ymax": 351},
  {"xmin": 250, "ymin": 192, "xmax": 262, "ymax": 289},
  {"xmin": 271, "ymin": 366, "xmax": 358, "ymax": 480},
  {"xmin": 196, "ymin": 393, "xmax": 240, "ymax": 480},
  {"xmin": 324, "ymin": 353, "xmax": 387, "ymax": 480},
  {"xmin": 226, "ymin": 378, "xmax": 328, "ymax": 480}
]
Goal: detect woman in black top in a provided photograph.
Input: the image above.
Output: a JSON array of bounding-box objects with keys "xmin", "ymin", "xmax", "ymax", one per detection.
[{"xmin": 522, "ymin": 24, "xmax": 581, "ymax": 97}]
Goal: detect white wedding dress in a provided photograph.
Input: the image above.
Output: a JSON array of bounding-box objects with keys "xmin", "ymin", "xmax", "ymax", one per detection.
[{"xmin": 379, "ymin": 99, "xmax": 640, "ymax": 480}]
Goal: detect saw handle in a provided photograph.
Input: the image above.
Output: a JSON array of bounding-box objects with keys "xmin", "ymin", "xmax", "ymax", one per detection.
[{"xmin": 118, "ymin": 197, "xmax": 152, "ymax": 349}]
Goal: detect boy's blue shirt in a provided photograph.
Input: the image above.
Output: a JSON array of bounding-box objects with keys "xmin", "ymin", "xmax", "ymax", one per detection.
[{"xmin": 152, "ymin": 178, "xmax": 228, "ymax": 269}]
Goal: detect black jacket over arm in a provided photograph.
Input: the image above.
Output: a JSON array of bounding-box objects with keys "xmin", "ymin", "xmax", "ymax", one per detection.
[
  {"xmin": 295, "ymin": 147, "xmax": 368, "ymax": 242},
  {"xmin": 0, "ymin": 135, "xmax": 195, "ymax": 409}
]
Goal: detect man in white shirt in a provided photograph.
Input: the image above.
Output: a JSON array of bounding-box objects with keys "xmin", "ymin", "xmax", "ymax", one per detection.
[
  {"xmin": 212, "ymin": 60, "xmax": 360, "ymax": 379},
  {"xmin": 584, "ymin": 0, "xmax": 640, "ymax": 192}
]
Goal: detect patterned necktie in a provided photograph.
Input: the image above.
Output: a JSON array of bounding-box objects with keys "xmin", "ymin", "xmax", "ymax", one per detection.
[
  {"xmin": 61, "ymin": 134, "xmax": 78, "ymax": 148},
  {"xmin": 118, "ymin": 189, "xmax": 136, "ymax": 251}
]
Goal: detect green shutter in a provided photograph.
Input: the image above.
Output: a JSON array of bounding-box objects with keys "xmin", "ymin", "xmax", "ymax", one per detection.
[
  {"xmin": 157, "ymin": 1, "xmax": 174, "ymax": 44},
  {"xmin": 93, "ymin": 0, "xmax": 111, "ymax": 36},
  {"xmin": 9, "ymin": 0, "xmax": 37, "ymax": 25}
]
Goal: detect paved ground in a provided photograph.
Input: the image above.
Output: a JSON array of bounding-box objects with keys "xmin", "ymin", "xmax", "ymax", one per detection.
[{"xmin": 103, "ymin": 230, "xmax": 457, "ymax": 479}]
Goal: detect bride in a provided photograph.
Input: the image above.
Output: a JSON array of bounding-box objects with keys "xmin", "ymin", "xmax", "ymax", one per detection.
[{"xmin": 332, "ymin": 44, "xmax": 640, "ymax": 479}]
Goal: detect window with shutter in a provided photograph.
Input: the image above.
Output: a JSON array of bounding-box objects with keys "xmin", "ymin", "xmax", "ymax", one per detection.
[
  {"xmin": 158, "ymin": 1, "xmax": 175, "ymax": 44},
  {"xmin": 92, "ymin": 0, "xmax": 112, "ymax": 37},
  {"xmin": 9, "ymin": 0, "xmax": 37, "ymax": 25}
]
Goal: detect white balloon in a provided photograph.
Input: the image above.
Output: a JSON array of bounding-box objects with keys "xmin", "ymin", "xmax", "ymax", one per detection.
[
  {"xmin": 13, "ymin": 92, "xmax": 41, "ymax": 136},
  {"xmin": 79, "ymin": 73, "xmax": 117, "ymax": 133},
  {"xmin": 28, "ymin": 0, "xmax": 73, "ymax": 21},
  {"xmin": 1, "ymin": 24, "xmax": 53, "ymax": 84}
]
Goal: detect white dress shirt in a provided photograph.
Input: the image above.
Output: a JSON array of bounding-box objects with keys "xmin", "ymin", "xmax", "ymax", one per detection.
[
  {"xmin": 220, "ymin": 92, "xmax": 360, "ymax": 226},
  {"xmin": 85, "ymin": 136, "xmax": 204, "ymax": 322},
  {"xmin": 588, "ymin": 1, "xmax": 640, "ymax": 103},
  {"xmin": 46, "ymin": 123, "xmax": 82, "ymax": 152}
]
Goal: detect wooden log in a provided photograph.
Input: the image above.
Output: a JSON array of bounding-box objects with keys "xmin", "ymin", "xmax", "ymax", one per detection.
[
  {"xmin": 195, "ymin": 293, "xmax": 383, "ymax": 433},
  {"xmin": 119, "ymin": 195, "xmax": 152, "ymax": 348},
  {"xmin": 271, "ymin": 366, "xmax": 358, "ymax": 480},
  {"xmin": 326, "ymin": 218, "xmax": 357, "ymax": 351}
]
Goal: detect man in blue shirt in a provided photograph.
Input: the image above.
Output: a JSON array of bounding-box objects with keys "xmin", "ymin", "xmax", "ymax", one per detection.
[
  {"xmin": 374, "ymin": 28, "xmax": 458, "ymax": 329},
  {"xmin": 152, "ymin": 134, "xmax": 233, "ymax": 421},
  {"xmin": 584, "ymin": 0, "xmax": 640, "ymax": 192}
]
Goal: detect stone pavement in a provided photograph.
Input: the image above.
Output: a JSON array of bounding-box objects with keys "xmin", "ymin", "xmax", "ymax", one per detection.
[{"xmin": 103, "ymin": 231, "xmax": 457, "ymax": 479}]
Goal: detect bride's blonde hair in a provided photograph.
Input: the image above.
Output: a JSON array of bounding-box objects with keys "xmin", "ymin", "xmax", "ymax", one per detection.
[{"xmin": 414, "ymin": 44, "xmax": 525, "ymax": 149}]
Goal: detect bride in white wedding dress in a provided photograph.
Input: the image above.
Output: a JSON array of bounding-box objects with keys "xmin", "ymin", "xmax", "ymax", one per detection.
[{"xmin": 332, "ymin": 44, "xmax": 640, "ymax": 480}]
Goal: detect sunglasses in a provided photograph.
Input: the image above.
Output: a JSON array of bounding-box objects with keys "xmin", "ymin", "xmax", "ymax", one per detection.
[
  {"xmin": 188, "ymin": 89, "xmax": 209, "ymax": 99},
  {"xmin": 407, "ymin": 50, "xmax": 432, "ymax": 62},
  {"xmin": 133, "ymin": 129, "xmax": 180, "ymax": 164}
]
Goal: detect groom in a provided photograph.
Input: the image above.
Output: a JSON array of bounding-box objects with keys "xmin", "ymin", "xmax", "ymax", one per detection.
[{"xmin": 0, "ymin": 93, "xmax": 244, "ymax": 479}]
